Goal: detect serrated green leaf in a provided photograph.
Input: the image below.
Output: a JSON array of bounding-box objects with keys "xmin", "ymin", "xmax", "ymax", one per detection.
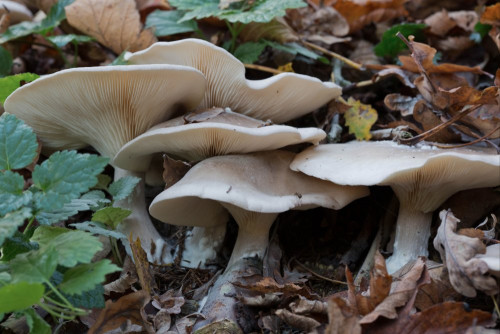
[
  {"xmin": 94, "ymin": 174, "xmax": 112, "ymax": 190},
  {"xmin": 171, "ymin": 0, "xmax": 306, "ymax": 24},
  {"xmin": 0, "ymin": 46, "xmax": 13, "ymax": 77},
  {"xmin": 0, "ymin": 282, "xmax": 45, "ymax": 313},
  {"xmin": 374, "ymin": 23, "xmax": 427, "ymax": 58},
  {"xmin": 234, "ymin": 41, "xmax": 266, "ymax": 63},
  {"xmin": 32, "ymin": 227, "xmax": 103, "ymax": 267},
  {"xmin": 10, "ymin": 247, "xmax": 58, "ymax": 283},
  {"xmin": 31, "ymin": 151, "xmax": 108, "ymax": 212},
  {"xmin": 46, "ymin": 34, "xmax": 94, "ymax": 48},
  {"xmin": 0, "ymin": 114, "xmax": 39, "ymax": 170},
  {"xmin": 146, "ymin": 10, "xmax": 198, "ymax": 37},
  {"xmin": 65, "ymin": 284, "xmax": 105, "ymax": 309},
  {"xmin": 0, "ymin": 208, "xmax": 32, "ymax": 247},
  {"xmin": 0, "ymin": 73, "xmax": 39, "ymax": 104},
  {"xmin": 23, "ymin": 308, "xmax": 51, "ymax": 334},
  {"xmin": 92, "ymin": 207, "xmax": 131, "ymax": 230},
  {"xmin": 81, "ymin": 190, "xmax": 110, "ymax": 210},
  {"xmin": 0, "ymin": 0, "xmax": 74, "ymax": 44},
  {"xmin": 108, "ymin": 175, "xmax": 140, "ymax": 201},
  {"xmin": 0, "ymin": 230, "xmax": 38, "ymax": 261},
  {"xmin": 0, "ymin": 171, "xmax": 32, "ymax": 216},
  {"xmin": 59, "ymin": 260, "xmax": 120, "ymax": 295},
  {"xmin": 71, "ymin": 221, "xmax": 126, "ymax": 239}
]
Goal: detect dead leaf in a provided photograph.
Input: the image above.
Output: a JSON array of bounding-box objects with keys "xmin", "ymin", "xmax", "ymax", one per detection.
[
  {"xmin": 286, "ymin": 6, "xmax": 349, "ymax": 40},
  {"xmin": 153, "ymin": 290, "xmax": 184, "ymax": 314},
  {"xmin": 425, "ymin": 10, "xmax": 458, "ymax": 37},
  {"xmin": 88, "ymin": 290, "xmax": 151, "ymax": 334},
  {"xmin": 162, "ymin": 155, "xmax": 191, "ymax": 189},
  {"xmin": 414, "ymin": 265, "xmax": 461, "ymax": 310},
  {"xmin": 275, "ymin": 309, "xmax": 321, "ymax": 332},
  {"xmin": 65, "ymin": 0, "xmax": 157, "ymax": 55},
  {"xmin": 412, "ymin": 100, "xmax": 459, "ymax": 143},
  {"xmin": 480, "ymin": 3, "xmax": 500, "ymax": 26},
  {"xmin": 384, "ymin": 94, "xmax": 421, "ymax": 117},
  {"xmin": 474, "ymin": 244, "xmax": 500, "ymax": 278},
  {"xmin": 130, "ymin": 235, "xmax": 156, "ymax": 296},
  {"xmin": 135, "ymin": 0, "xmax": 170, "ymax": 21},
  {"xmin": 343, "ymin": 97, "xmax": 378, "ymax": 141},
  {"xmin": 153, "ymin": 309, "xmax": 172, "ymax": 334},
  {"xmin": 289, "ymin": 296, "xmax": 327, "ymax": 315},
  {"xmin": 433, "ymin": 210, "xmax": 498, "ymax": 297},
  {"xmin": 240, "ymin": 18, "xmax": 298, "ymax": 44},
  {"xmin": 325, "ymin": 297, "xmax": 362, "ymax": 334}
]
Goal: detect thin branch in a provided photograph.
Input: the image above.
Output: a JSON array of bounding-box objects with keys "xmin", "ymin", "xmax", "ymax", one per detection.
[
  {"xmin": 244, "ymin": 63, "xmax": 284, "ymax": 75},
  {"xmin": 293, "ymin": 259, "xmax": 348, "ymax": 285},
  {"xmin": 302, "ymin": 40, "xmax": 364, "ymax": 71}
]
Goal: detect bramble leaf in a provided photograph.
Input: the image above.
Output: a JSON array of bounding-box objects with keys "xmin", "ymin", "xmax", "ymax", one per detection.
[
  {"xmin": 146, "ymin": 10, "xmax": 198, "ymax": 37},
  {"xmin": 234, "ymin": 41, "xmax": 267, "ymax": 63},
  {"xmin": 92, "ymin": 207, "xmax": 131, "ymax": 230},
  {"xmin": 71, "ymin": 221, "xmax": 126, "ymax": 239},
  {"xmin": 0, "ymin": 46, "xmax": 13, "ymax": 77},
  {"xmin": 66, "ymin": 284, "xmax": 105, "ymax": 308},
  {"xmin": 0, "ymin": 208, "xmax": 32, "ymax": 247},
  {"xmin": 24, "ymin": 308, "xmax": 51, "ymax": 334},
  {"xmin": 10, "ymin": 247, "xmax": 58, "ymax": 283},
  {"xmin": 0, "ymin": 114, "xmax": 39, "ymax": 170},
  {"xmin": 344, "ymin": 97, "xmax": 378, "ymax": 141},
  {"xmin": 0, "ymin": 171, "xmax": 32, "ymax": 216},
  {"xmin": 59, "ymin": 259, "xmax": 120, "ymax": 295},
  {"xmin": 108, "ymin": 175, "xmax": 140, "ymax": 201},
  {"xmin": 0, "ymin": 230, "xmax": 38, "ymax": 261},
  {"xmin": 0, "ymin": 282, "xmax": 45, "ymax": 313}
]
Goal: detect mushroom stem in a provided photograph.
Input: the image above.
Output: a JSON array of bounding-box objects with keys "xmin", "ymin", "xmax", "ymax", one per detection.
[
  {"xmin": 181, "ymin": 225, "xmax": 227, "ymax": 268},
  {"xmin": 225, "ymin": 209, "xmax": 278, "ymax": 270},
  {"xmin": 385, "ymin": 205, "xmax": 433, "ymax": 273},
  {"xmin": 113, "ymin": 167, "xmax": 173, "ymax": 264}
]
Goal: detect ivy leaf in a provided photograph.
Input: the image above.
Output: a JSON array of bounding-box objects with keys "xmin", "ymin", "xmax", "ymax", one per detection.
[
  {"xmin": 66, "ymin": 284, "xmax": 105, "ymax": 309},
  {"xmin": 59, "ymin": 260, "xmax": 120, "ymax": 295},
  {"xmin": 234, "ymin": 41, "xmax": 267, "ymax": 63},
  {"xmin": 31, "ymin": 150, "xmax": 108, "ymax": 212},
  {"xmin": 108, "ymin": 175, "xmax": 140, "ymax": 201},
  {"xmin": 31, "ymin": 227, "xmax": 103, "ymax": 267},
  {"xmin": 0, "ymin": 73, "xmax": 39, "ymax": 104},
  {"xmin": 0, "ymin": 46, "xmax": 13, "ymax": 77},
  {"xmin": 71, "ymin": 221, "xmax": 126, "ymax": 239},
  {"xmin": 374, "ymin": 23, "xmax": 427, "ymax": 58},
  {"xmin": 0, "ymin": 171, "xmax": 32, "ymax": 216},
  {"xmin": 0, "ymin": 282, "xmax": 45, "ymax": 313},
  {"xmin": 344, "ymin": 97, "xmax": 378, "ymax": 141},
  {"xmin": 171, "ymin": 0, "xmax": 306, "ymax": 24},
  {"xmin": 23, "ymin": 308, "xmax": 51, "ymax": 334},
  {"xmin": 0, "ymin": 208, "xmax": 32, "ymax": 247},
  {"xmin": 145, "ymin": 10, "xmax": 198, "ymax": 37},
  {"xmin": 46, "ymin": 34, "xmax": 94, "ymax": 48},
  {"xmin": 9, "ymin": 247, "xmax": 58, "ymax": 284},
  {"xmin": 0, "ymin": 114, "xmax": 39, "ymax": 170},
  {"xmin": 92, "ymin": 207, "xmax": 131, "ymax": 230}
]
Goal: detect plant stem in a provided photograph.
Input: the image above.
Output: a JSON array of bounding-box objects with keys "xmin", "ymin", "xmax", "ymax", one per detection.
[
  {"xmin": 38, "ymin": 303, "xmax": 77, "ymax": 321},
  {"xmin": 302, "ymin": 40, "xmax": 364, "ymax": 70},
  {"xmin": 44, "ymin": 280, "xmax": 74, "ymax": 310},
  {"xmin": 23, "ymin": 217, "xmax": 36, "ymax": 235},
  {"xmin": 226, "ymin": 21, "xmax": 244, "ymax": 53},
  {"xmin": 110, "ymin": 236, "xmax": 123, "ymax": 266}
]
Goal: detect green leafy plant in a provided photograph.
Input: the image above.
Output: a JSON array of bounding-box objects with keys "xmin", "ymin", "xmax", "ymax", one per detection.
[
  {"xmin": 374, "ymin": 23, "xmax": 427, "ymax": 58},
  {"xmin": 0, "ymin": 73, "xmax": 39, "ymax": 104},
  {"xmin": 0, "ymin": 113, "xmax": 140, "ymax": 331}
]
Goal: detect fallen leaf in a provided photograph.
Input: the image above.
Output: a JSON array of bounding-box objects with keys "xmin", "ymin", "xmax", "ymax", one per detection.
[
  {"xmin": 412, "ymin": 100, "xmax": 459, "ymax": 143},
  {"xmin": 289, "ymin": 296, "xmax": 327, "ymax": 315},
  {"xmin": 343, "ymin": 97, "xmax": 378, "ymax": 141},
  {"xmin": 480, "ymin": 3, "xmax": 500, "ymax": 26},
  {"xmin": 65, "ymin": 0, "xmax": 157, "ymax": 54},
  {"xmin": 325, "ymin": 297, "xmax": 362, "ymax": 334},
  {"xmin": 129, "ymin": 235, "xmax": 156, "ymax": 296},
  {"xmin": 474, "ymin": 244, "xmax": 500, "ymax": 278},
  {"xmin": 275, "ymin": 309, "xmax": 321, "ymax": 332},
  {"xmin": 162, "ymin": 155, "xmax": 192, "ymax": 189},
  {"xmin": 433, "ymin": 210, "xmax": 498, "ymax": 297},
  {"xmin": 88, "ymin": 290, "xmax": 151, "ymax": 334},
  {"xmin": 286, "ymin": 6, "xmax": 349, "ymax": 39},
  {"xmin": 414, "ymin": 265, "xmax": 461, "ymax": 310},
  {"xmin": 384, "ymin": 94, "xmax": 421, "ymax": 117},
  {"xmin": 240, "ymin": 18, "xmax": 298, "ymax": 44}
]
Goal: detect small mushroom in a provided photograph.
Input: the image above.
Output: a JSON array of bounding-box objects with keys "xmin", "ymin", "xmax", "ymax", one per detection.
[
  {"xmin": 4, "ymin": 64, "xmax": 206, "ymax": 264},
  {"xmin": 126, "ymin": 39, "xmax": 342, "ymax": 123},
  {"xmin": 0, "ymin": 1, "xmax": 33, "ymax": 24},
  {"xmin": 290, "ymin": 141, "xmax": 500, "ymax": 273}
]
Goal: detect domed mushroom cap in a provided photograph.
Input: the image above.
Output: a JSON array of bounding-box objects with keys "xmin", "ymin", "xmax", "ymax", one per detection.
[
  {"xmin": 126, "ymin": 39, "xmax": 341, "ymax": 123},
  {"xmin": 0, "ymin": 1, "xmax": 33, "ymax": 24},
  {"xmin": 113, "ymin": 108, "xmax": 326, "ymax": 172},
  {"xmin": 149, "ymin": 150, "xmax": 368, "ymax": 226},
  {"xmin": 291, "ymin": 141, "xmax": 500, "ymax": 212},
  {"xmin": 4, "ymin": 64, "xmax": 206, "ymax": 158}
]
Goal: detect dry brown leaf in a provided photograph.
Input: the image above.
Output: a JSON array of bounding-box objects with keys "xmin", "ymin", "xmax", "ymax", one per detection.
[
  {"xmin": 88, "ymin": 290, "xmax": 151, "ymax": 334},
  {"xmin": 162, "ymin": 155, "xmax": 191, "ymax": 189},
  {"xmin": 480, "ymin": 3, "xmax": 500, "ymax": 25},
  {"xmin": 412, "ymin": 100, "xmax": 460, "ymax": 143},
  {"xmin": 153, "ymin": 290, "xmax": 184, "ymax": 314},
  {"xmin": 235, "ymin": 276, "xmax": 319, "ymax": 301},
  {"xmin": 325, "ymin": 297, "xmax": 362, "ymax": 334},
  {"xmin": 424, "ymin": 10, "xmax": 457, "ymax": 37},
  {"xmin": 153, "ymin": 309, "xmax": 172, "ymax": 334},
  {"xmin": 135, "ymin": 0, "xmax": 170, "ymax": 21},
  {"xmin": 289, "ymin": 296, "xmax": 327, "ymax": 315},
  {"xmin": 414, "ymin": 265, "xmax": 461, "ymax": 310},
  {"xmin": 286, "ymin": 6, "xmax": 349, "ymax": 40},
  {"xmin": 384, "ymin": 94, "xmax": 420, "ymax": 117},
  {"xmin": 65, "ymin": 0, "xmax": 157, "ymax": 55},
  {"xmin": 22, "ymin": 0, "xmax": 57, "ymax": 13},
  {"xmin": 275, "ymin": 309, "xmax": 321, "ymax": 332},
  {"xmin": 240, "ymin": 18, "xmax": 298, "ymax": 44},
  {"xmin": 433, "ymin": 210, "xmax": 498, "ymax": 297},
  {"xmin": 130, "ymin": 235, "xmax": 156, "ymax": 296}
]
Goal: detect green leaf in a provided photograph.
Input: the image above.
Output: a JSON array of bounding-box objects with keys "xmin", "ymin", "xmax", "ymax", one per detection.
[
  {"xmin": 71, "ymin": 221, "xmax": 126, "ymax": 239},
  {"xmin": 92, "ymin": 207, "xmax": 131, "ymax": 230},
  {"xmin": 374, "ymin": 23, "xmax": 427, "ymax": 58},
  {"xmin": 0, "ymin": 73, "xmax": 39, "ymax": 104},
  {"xmin": 59, "ymin": 259, "xmax": 120, "ymax": 295},
  {"xmin": 46, "ymin": 34, "xmax": 94, "ymax": 48},
  {"xmin": 0, "ymin": 113, "xmax": 39, "ymax": 170},
  {"xmin": 23, "ymin": 308, "xmax": 51, "ymax": 334},
  {"xmin": 32, "ymin": 227, "xmax": 103, "ymax": 267},
  {"xmin": 264, "ymin": 40, "xmax": 328, "ymax": 63},
  {"xmin": 0, "ymin": 208, "xmax": 32, "ymax": 247},
  {"xmin": 471, "ymin": 22, "xmax": 492, "ymax": 43},
  {"xmin": 0, "ymin": 230, "xmax": 38, "ymax": 261},
  {"xmin": 146, "ymin": 10, "xmax": 198, "ymax": 36},
  {"xmin": 81, "ymin": 190, "xmax": 110, "ymax": 210},
  {"xmin": 65, "ymin": 284, "xmax": 105, "ymax": 309},
  {"xmin": 0, "ymin": 0, "xmax": 75, "ymax": 43},
  {"xmin": 108, "ymin": 175, "xmax": 140, "ymax": 201},
  {"xmin": 10, "ymin": 247, "xmax": 58, "ymax": 284},
  {"xmin": 0, "ymin": 46, "xmax": 13, "ymax": 77},
  {"xmin": 0, "ymin": 282, "xmax": 45, "ymax": 313},
  {"xmin": 234, "ymin": 41, "xmax": 266, "ymax": 63},
  {"xmin": 94, "ymin": 174, "xmax": 112, "ymax": 190},
  {"xmin": 110, "ymin": 51, "xmax": 129, "ymax": 66},
  {"xmin": 0, "ymin": 171, "xmax": 32, "ymax": 216},
  {"xmin": 344, "ymin": 97, "xmax": 378, "ymax": 141},
  {"xmin": 31, "ymin": 151, "xmax": 108, "ymax": 212},
  {"xmin": 171, "ymin": 0, "xmax": 306, "ymax": 24}
]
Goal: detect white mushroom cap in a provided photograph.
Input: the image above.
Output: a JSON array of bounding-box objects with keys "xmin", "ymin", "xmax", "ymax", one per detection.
[
  {"xmin": 113, "ymin": 108, "xmax": 326, "ymax": 172},
  {"xmin": 0, "ymin": 1, "xmax": 33, "ymax": 24},
  {"xmin": 4, "ymin": 64, "xmax": 206, "ymax": 158},
  {"xmin": 290, "ymin": 140, "xmax": 500, "ymax": 272},
  {"xmin": 126, "ymin": 39, "xmax": 341, "ymax": 123}
]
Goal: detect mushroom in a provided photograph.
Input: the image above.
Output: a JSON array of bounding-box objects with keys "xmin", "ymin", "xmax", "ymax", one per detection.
[
  {"xmin": 114, "ymin": 107, "xmax": 327, "ymax": 267},
  {"xmin": 149, "ymin": 150, "xmax": 368, "ymax": 326},
  {"xmin": 0, "ymin": 1, "xmax": 33, "ymax": 24},
  {"xmin": 4, "ymin": 64, "xmax": 206, "ymax": 264},
  {"xmin": 290, "ymin": 140, "xmax": 500, "ymax": 273},
  {"xmin": 125, "ymin": 38, "xmax": 342, "ymax": 123}
]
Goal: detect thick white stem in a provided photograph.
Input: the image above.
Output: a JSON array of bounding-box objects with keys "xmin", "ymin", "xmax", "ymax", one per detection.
[
  {"xmin": 181, "ymin": 224, "xmax": 227, "ymax": 268},
  {"xmin": 385, "ymin": 204, "xmax": 432, "ymax": 274},
  {"xmin": 113, "ymin": 167, "xmax": 173, "ymax": 264}
]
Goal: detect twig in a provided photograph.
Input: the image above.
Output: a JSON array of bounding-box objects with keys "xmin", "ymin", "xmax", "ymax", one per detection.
[
  {"xmin": 432, "ymin": 125, "xmax": 500, "ymax": 151},
  {"xmin": 302, "ymin": 40, "xmax": 364, "ymax": 71},
  {"xmin": 293, "ymin": 259, "xmax": 348, "ymax": 285},
  {"xmin": 244, "ymin": 63, "xmax": 284, "ymax": 75},
  {"xmin": 492, "ymin": 295, "xmax": 500, "ymax": 318}
]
